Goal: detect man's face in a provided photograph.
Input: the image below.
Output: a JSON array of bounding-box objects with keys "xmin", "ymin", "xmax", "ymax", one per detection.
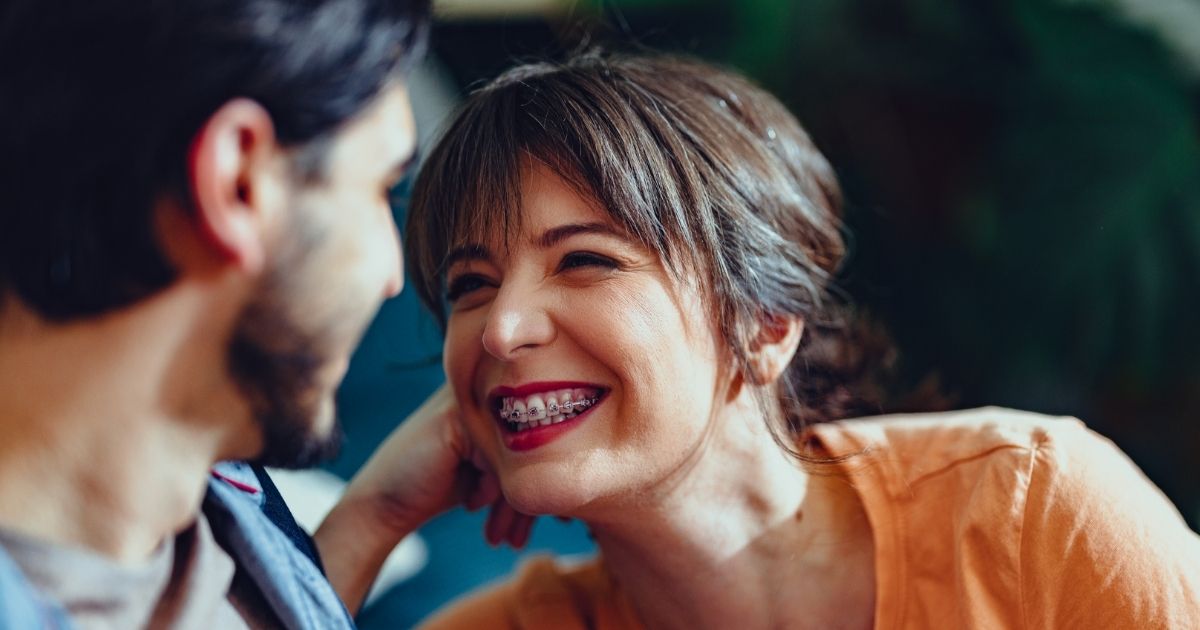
[{"xmin": 230, "ymin": 85, "xmax": 417, "ymax": 468}]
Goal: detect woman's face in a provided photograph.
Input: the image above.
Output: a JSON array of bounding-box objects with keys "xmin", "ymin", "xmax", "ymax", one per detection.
[{"xmin": 443, "ymin": 165, "xmax": 730, "ymax": 516}]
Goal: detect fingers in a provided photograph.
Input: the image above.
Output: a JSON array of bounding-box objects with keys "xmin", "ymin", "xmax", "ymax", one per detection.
[
  {"xmin": 510, "ymin": 512, "xmax": 535, "ymax": 549},
  {"xmin": 457, "ymin": 434, "xmax": 498, "ymax": 511},
  {"xmin": 425, "ymin": 383, "xmax": 542, "ymax": 550},
  {"xmin": 484, "ymin": 497, "xmax": 515, "ymax": 546},
  {"xmin": 483, "ymin": 498, "xmax": 537, "ymax": 549},
  {"xmin": 463, "ymin": 468, "xmax": 500, "ymax": 511}
]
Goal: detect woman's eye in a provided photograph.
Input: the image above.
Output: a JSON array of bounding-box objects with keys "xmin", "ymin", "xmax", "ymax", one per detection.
[
  {"xmin": 558, "ymin": 251, "xmax": 618, "ymax": 272},
  {"xmin": 446, "ymin": 274, "xmax": 490, "ymax": 302}
]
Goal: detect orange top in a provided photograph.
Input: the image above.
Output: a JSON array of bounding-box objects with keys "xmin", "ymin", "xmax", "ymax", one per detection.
[{"xmin": 420, "ymin": 408, "xmax": 1200, "ymax": 629}]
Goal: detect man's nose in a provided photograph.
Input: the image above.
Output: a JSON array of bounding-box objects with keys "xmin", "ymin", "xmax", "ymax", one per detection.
[{"xmin": 382, "ymin": 220, "xmax": 403, "ymax": 300}]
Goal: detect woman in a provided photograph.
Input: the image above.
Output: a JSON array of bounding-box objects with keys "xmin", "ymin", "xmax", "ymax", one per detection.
[{"xmin": 403, "ymin": 52, "xmax": 1200, "ymax": 628}]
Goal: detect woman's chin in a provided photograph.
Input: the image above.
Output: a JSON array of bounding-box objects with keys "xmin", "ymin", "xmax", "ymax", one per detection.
[{"xmin": 500, "ymin": 467, "xmax": 595, "ymax": 517}]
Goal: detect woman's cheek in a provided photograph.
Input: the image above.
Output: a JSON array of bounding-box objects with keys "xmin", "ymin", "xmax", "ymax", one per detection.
[{"xmin": 443, "ymin": 317, "xmax": 480, "ymax": 405}]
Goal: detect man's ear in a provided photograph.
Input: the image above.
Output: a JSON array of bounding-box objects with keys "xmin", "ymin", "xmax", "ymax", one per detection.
[
  {"xmin": 185, "ymin": 98, "xmax": 282, "ymax": 275},
  {"xmin": 748, "ymin": 314, "xmax": 805, "ymax": 385}
]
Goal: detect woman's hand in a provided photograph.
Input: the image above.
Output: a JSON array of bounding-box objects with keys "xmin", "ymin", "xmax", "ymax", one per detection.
[
  {"xmin": 314, "ymin": 384, "xmax": 535, "ymax": 614},
  {"xmin": 346, "ymin": 384, "xmax": 493, "ymax": 526}
]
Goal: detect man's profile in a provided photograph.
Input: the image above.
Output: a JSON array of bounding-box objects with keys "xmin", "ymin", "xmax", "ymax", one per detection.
[{"xmin": 0, "ymin": 1, "xmax": 446, "ymax": 627}]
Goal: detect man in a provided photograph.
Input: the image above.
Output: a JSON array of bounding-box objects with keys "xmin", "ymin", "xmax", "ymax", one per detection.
[{"xmin": 0, "ymin": 0, "xmax": 502, "ymax": 626}]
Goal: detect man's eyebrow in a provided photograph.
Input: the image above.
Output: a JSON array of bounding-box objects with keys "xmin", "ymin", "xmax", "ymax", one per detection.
[
  {"xmin": 443, "ymin": 243, "xmax": 493, "ymax": 270},
  {"xmin": 534, "ymin": 222, "xmax": 623, "ymax": 249}
]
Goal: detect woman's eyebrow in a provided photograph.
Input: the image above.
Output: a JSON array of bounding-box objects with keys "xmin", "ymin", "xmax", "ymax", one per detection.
[
  {"xmin": 443, "ymin": 243, "xmax": 493, "ymax": 269},
  {"xmin": 443, "ymin": 223, "xmax": 623, "ymax": 269},
  {"xmin": 535, "ymin": 222, "xmax": 622, "ymax": 249}
]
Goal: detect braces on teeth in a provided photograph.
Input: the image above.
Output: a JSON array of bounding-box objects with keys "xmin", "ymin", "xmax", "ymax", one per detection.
[{"xmin": 500, "ymin": 397, "xmax": 598, "ymax": 420}]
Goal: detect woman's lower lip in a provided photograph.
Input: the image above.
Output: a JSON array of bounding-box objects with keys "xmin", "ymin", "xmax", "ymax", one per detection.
[{"xmin": 499, "ymin": 403, "xmax": 599, "ymax": 452}]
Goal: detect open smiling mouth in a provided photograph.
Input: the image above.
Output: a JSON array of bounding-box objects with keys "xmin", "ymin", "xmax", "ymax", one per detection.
[{"xmin": 489, "ymin": 384, "xmax": 607, "ymax": 451}]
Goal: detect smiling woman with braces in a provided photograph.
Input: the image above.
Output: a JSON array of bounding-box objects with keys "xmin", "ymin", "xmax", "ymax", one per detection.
[{"xmin": 405, "ymin": 50, "xmax": 1200, "ymax": 630}]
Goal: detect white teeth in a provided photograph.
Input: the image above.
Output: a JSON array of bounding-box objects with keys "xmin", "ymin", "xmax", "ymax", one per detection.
[
  {"xmin": 527, "ymin": 395, "xmax": 546, "ymax": 421},
  {"xmin": 564, "ymin": 390, "xmax": 578, "ymax": 416},
  {"xmin": 501, "ymin": 389, "xmax": 599, "ymax": 417},
  {"xmin": 498, "ymin": 387, "xmax": 602, "ymax": 430}
]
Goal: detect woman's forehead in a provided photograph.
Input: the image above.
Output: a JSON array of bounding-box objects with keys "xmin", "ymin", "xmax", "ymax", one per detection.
[
  {"xmin": 519, "ymin": 164, "xmax": 610, "ymax": 226},
  {"xmin": 447, "ymin": 163, "xmax": 620, "ymax": 253}
]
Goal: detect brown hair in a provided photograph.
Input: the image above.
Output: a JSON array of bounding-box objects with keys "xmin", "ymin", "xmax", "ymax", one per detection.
[{"xmin": 407, "ymin": 51, "xmax": 899, "ymax": 451}]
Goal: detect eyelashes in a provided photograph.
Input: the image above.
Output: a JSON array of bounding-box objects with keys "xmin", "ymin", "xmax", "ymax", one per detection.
[
  {"xmin": 557, "ymin": 251, "xmax": 618, "ymax": 272},
  {"xmin": 445, "ymin": 251, "xmax": 619, "ymax": 302},
  {"xmin": 446, "ymin": 274, "xmax": 489, "ymax": 302}
]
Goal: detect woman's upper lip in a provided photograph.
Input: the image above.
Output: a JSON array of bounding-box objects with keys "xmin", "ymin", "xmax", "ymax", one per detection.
[{"xmin": 488, "ymin": 380, "xmax": 605, "ymax": 399}]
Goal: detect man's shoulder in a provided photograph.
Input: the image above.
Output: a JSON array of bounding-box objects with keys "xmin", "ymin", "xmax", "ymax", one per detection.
[
  {"xmin": 210, "ymin": 462, "xmax": 267, "ymax": 502},
  {"xmin": 206, "ymin": 461, "xmax": 321, "ymax": 571},
  {"xmin": 0, "ymin": 541, "xmax": 72, "ymax": 629},
  {"xmin": 205, "ymin": 461, "xmax": 354, "ymax": 630}
]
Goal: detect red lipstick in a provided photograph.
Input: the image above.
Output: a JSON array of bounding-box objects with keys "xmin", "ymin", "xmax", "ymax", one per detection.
[{"xmin": 488, "ymin": 381, "xmax": 607, "ymax": 452}]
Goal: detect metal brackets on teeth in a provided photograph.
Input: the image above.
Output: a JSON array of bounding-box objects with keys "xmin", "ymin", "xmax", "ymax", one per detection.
[{"xmin": 501, "ymin": 397, "xmax": 598, "ymax": 420}]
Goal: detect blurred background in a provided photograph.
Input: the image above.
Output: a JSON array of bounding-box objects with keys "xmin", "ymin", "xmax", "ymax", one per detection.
[{"xmin": 316, "ymin": 0, "xmax": 1200, "ymax": 626}]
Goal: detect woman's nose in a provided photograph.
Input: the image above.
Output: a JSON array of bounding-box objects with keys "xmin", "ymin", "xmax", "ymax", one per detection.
[{"xmin": 481, "ymin": 281, "xmax": 555, "ymax": 361}]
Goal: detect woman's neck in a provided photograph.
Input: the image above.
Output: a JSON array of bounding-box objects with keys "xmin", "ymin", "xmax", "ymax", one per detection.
[{"xmin": 583, "ymin": 406, "xmax": 876, "ymax": 630}]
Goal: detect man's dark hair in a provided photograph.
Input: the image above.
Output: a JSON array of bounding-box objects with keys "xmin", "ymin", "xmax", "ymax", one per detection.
[{"xmin": 0, "ymin": 0, "xmax": 430, "ymax": 320}]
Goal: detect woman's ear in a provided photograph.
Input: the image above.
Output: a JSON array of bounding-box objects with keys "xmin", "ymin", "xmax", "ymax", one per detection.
[
  {"xmin": 748, "ymin": 314, "xmax": 804, "ymax": 385},
  {"xmin": 182, "ymin": 98, "xmax": 283, "ymax": 276}
]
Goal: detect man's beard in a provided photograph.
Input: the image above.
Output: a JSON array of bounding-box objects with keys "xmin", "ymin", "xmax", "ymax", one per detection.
[
  {"xmin": 227, "ymin": 293, "xmax": 345, "ymax": 469},
  {"xmin": 225, "ymin": 211, "xmax": 347, "ymax": 469}
]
